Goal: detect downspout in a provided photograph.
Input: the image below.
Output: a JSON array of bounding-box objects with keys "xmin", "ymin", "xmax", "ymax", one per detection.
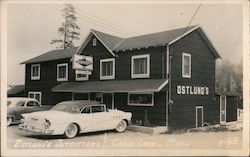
[{"xmin": 166, "ymin": 44, "xmax": 170, "ymax": 127}]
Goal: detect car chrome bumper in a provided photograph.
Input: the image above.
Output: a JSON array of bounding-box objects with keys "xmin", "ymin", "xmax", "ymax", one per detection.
[{"xmin": 19, "ymin": 124, "xmax": 54, "ymax": 135}]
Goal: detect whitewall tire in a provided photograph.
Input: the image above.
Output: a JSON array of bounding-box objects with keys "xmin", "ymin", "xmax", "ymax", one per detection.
[
  {"xmin": 115, "ymin": 120, "xmax": 127, "ymax": 133},
  {"xmin": 64, "ymin": 123, "xmax": 78, "ymax": 139},
  {"xmin": 7, "ymin": 117, "xmax": 12, "ymax": 127}
]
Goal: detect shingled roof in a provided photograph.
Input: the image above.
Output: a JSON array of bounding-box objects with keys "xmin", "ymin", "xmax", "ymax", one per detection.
[
  {"xmin": 7, "ymin": 85, "xmax": 25, "ymax": 95},
  {"xmin": 22, "ymin": 25, "xmax": 220, "ymax": 64},
  {"xmin": 77, "ymin": 25, "xmax": 220, "ymax": 58},
  {"xmin": 21, "ymin": 47, "xmax": 78, "ymax": 64}
]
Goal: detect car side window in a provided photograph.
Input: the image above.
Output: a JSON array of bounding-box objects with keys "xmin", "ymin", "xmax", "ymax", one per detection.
[
  {"xmin": 81, "ymin": 106, "xmax": 91, "ymax": 114},
  {"xmin": 91, "ymin": 106, "xmax": 105, "ymax": 113},
  {"xmin": 16, "ymin": 101, "xmax": 25, "ymax": 107},
  {"xmin": 26, "ymin": 101, "xmax": 40, "ymax": 107}
]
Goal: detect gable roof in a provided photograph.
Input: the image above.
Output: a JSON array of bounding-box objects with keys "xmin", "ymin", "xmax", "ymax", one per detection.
[
  {"xmin": 21, "ymin": 47, "xmax": 78, "ymax": 64},
  {"xmin": 77, "ymin": 25, "xmax": 220, "ymax": 59},
  {"xmin": 7, "ymin": 85, "xmax": 25, "ymax": 95}
]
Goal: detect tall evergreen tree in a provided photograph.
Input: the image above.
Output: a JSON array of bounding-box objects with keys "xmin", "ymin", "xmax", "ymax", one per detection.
[{"xmin": 51, "ymin": 4, "xmax": 80, "ymax": 49}]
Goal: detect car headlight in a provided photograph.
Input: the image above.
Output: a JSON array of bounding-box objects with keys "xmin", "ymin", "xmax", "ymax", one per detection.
[
  {"xmin": 20, "ymin": 116, "xmax": 24, "ymax": 124},
  {"xmin": 44, "ymin": 119, "xmax": 51, "ymax": 129}
]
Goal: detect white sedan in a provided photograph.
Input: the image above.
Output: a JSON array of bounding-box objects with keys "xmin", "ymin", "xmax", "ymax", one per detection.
[{"xmin": 19, "ymin": 100, "xmax": 132, "ymax": 138}]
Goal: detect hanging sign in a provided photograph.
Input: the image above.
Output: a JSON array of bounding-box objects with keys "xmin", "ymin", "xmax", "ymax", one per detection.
[
  {"xmin": 75, "ymin": 69, "xmax": 91, "ymax": 75},
  {"xmin": 72, "ymin": 54, "xmax": 93, "ymax": 71},
  {"xmin": 176, "ymin": 85, "xmax": 209, "ymax": 95}
]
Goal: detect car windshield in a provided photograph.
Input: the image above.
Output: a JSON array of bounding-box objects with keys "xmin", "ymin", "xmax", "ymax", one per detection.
[{"xmin": 51, "ymin": 102, "xmax": 80, "ymax": 114}]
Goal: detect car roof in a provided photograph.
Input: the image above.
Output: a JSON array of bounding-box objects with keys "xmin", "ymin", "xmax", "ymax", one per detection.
[
  {"xmin": 58, "ymin": 100, "xmax": 103, "ymax": 108},
  {"xmin": 7, "ymin": 97, "xmax": 38, "ymax": 102}
]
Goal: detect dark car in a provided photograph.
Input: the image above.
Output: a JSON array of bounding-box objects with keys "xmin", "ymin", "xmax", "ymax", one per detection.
[{"xmin": 7, "ymin": 97, "xmax": 52, "ymax": 126}]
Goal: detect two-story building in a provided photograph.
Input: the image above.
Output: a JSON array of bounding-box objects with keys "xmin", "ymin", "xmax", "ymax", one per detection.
[{"xmin": 21, "ymin": 25, "xmax": 227, "ymax": 130}]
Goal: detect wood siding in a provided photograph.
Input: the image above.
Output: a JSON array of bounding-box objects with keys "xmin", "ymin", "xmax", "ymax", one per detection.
[
  {"xmin": 169, "ymin": 30, "xmax": 218, "ymax": 130},
  {"xmin": 25, "ymin": 58, "xmax": 74, "ymax": 105},
  {"xmin": 80, "ymin": 35, "xmax": 167, "ymax": 80},
  {"xmin": 114, "ymin": 92, "xmax": 166, "ymax": 126},
  {"xmin": 226, "ymin": 96, "xmax": 238, "ymax": 122}
]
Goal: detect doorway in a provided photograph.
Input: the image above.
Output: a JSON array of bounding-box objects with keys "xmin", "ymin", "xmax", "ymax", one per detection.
[
  {"xmin": 102, "ymin": 93, "xmax": 114, "ymax": 109},
  {"xmin": 196, "ymin": 106, "xmax": 203, "ymax": 128},
  {"xmin": 220, "ymin": 96, "xmax": 227, "ymax": 124}
]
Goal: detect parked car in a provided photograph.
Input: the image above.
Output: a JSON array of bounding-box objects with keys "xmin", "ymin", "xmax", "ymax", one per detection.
[
  {"xmin": 19, "ymin": 100, "xmax": 132, "ymax": 138},
  {"xmin": 7, "ymin": 97, "xmax": 52, "ymax": 126}
]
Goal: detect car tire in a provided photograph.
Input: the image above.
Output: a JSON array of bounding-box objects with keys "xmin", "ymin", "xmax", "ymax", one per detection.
[
  {"xmin": 115, "ymin": 120, "xmax": 127, "ymax": 133},
  {"xmin": 7, "ymin": 117, "xmax": 12, "ymax": 127},
  {"xmin": 63, "ymin": 123, "xmax": 78, "ymax": 139}
]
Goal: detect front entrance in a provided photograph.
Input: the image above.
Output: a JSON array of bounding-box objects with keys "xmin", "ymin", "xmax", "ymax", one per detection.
[
  {"xmin": 196, "ymin": 106, "xmax": 203, "ymax": 128},
  {"xmin": 102, "ymin": 93, "xmax": 114, "ymax": 109},
  {"xmin": 220, "ymin": 96, "xmax": 227, "ymax": 124}
]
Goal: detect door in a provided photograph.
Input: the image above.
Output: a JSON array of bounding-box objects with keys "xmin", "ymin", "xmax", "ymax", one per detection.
[
  {"xmin": 196, "ymin": 106, "xmax": 203, "ymax": 128},
  {"xmin": 102, "ymin": 93, "xmax": 114, "ymax": 109},
  {"xmin": 80, "ymin": 105, "xmax": 112, "ymax": 132},
  {"xmin": 220, "ymin": 96, "xmax": 227, "ymax": 124}
]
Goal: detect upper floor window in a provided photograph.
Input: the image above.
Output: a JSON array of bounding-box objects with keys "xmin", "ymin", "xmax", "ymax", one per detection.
[
  {"xmin": 75, "ymin": 70, "xmax": 89, "ymax": 81},
  {"xmin": 31, "ymin": 64, "xmax": 40, "ymax": 80},
  {"xmin": 100, "ymin": 58, "xmax": 115, "ymax": 80},
  {"xmin": 182, "ymin": 53, "xmax": 191, "ymax": 78},
  {"xmin": 93, "ymin": 38, "xmax": 97, "ymax": 46},
  {"xmin": 57, "ymin": 63, "xmax": 68, "ymax": 81},
  {"xmin": 131, "ymin": 54, "xmax": 150, "ymax": 78}
]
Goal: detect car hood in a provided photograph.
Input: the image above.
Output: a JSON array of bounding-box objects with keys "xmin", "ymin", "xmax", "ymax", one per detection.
[{"xmin": 22, "ymin": 110, "xmax": 74, "ymax": 123}]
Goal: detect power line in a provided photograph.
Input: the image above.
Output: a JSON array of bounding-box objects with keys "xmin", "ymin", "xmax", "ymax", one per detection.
[
  {"xmin": 48, "ymin": 4, "xmax": 161, "ymax": 48},
  {"xmin": 227, "ymin": 29, "xmax": 242, "ymax": 60},
  {"xmin": 181, "ymin": 4, "xmax": 201, "ymax": 37}
]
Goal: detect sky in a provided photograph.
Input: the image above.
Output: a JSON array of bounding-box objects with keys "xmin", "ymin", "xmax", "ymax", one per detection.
[{"xmin": 6, "ymin": 2, "xmax": 243, "ymax": 85}]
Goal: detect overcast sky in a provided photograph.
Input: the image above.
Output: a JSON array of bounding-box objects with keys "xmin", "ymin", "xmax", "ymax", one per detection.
[{"xmin": 6, "ymin": 2, "xmax": 243, "ymax": 85}]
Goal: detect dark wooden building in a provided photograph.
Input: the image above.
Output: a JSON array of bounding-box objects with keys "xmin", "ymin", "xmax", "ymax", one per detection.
[{"xmin": 21, "ymin": 25, "xmax": 238, "ymax": 130}]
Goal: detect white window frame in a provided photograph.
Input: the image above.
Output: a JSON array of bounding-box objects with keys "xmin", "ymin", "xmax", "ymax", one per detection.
[
  {"xmin": 93, "ymin": 38, "xmax": 97, "ymax": 46},
  {"xmin": 100, "ymin": 58, "xmax": 115, "ymax": 80},
  {"xmin": 75, "ymin": 71, "xmax": 89, "ymax": 81},
  {"xmin": 128, "ymin": 92, "xmax": 154, "ymax": 106},
  {"xmin": 57, "ymin": 63, "xmax": 68, "ymax": 82},
  {"xmin": 31, "ymin": 64, "xmax": 40, "ymax": 80},
  {"xmin": 220, "ymin": 96, "xmax": 227, "ymax": 124},
  {"xmin": 195, "ymin": 106, "xmax": 204, "ymax": 128},
  {"xmin": 131, "ymin": 54, "xmax": 150, "ymax": 78},
  {"xmin": 182, "ymin": 52, "xmax": 191, "ymax": 78},
  {"xmin": 28, "ymin": 91, "xmax": 42, "ymax": 104}
]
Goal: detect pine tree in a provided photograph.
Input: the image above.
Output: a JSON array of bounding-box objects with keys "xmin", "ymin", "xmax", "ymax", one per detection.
[{"xmin": 51, "ymin": 4, "xmax": 80, "ymax": 49}]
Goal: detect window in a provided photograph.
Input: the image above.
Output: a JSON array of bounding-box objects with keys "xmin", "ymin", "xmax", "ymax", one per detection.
[
  {"xmin": 57, "ymin": 63, "xmax": 68, "ymax": 81},
  {"xmin": 131, "ymin": 54, "xmax": 150, "ymax": 78},
  {"xmin": 182, "ymin": 53, "xmax": 191, "ymax": 78},
  {"xmin": 28, "ymin": 92, "xmax": 42, "ymax": 104},
  {"xmin": 31, "ymin": 64, "xmax": 40, "ymax": 80},
  {"xmin": 95, "ymin": 93, "xmax": 103, "ymax": 102},
  {"xmin": 26, "ymin": 101, "xmax": 40, "ymax": 107},
  {"xmin": 16, "ymin": 101, "xmax": 25, "ymax": 107},
  {"xmin": 81, "ymin": 106, "xmax": 91, "ymax": 114},
  {"xmin": 100, "ymin": 58, "xmax": 115, "ymax": 80},
  {"xmin": 75, "ymin": 70, "xmax": 88, "ymax": 81},
  {"xmin": 128, "ymin": 93, "xmax": 154, "ymax": 106},
  {"xmin": 91, "ymin": 105, "xmax": 105, "ymax": 113},
  {"xmin": 93, "ymin": 38, "xmax": 97, "ymax": 46}
]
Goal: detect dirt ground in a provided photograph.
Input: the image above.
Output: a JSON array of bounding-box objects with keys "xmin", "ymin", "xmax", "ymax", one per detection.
[{"xmin": 6, "ymin": 124, "xmax": 242, "ymax": 150}]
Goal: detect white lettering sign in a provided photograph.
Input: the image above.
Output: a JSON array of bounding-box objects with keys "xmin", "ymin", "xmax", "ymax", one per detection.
[
  {"xmin": 72, "ymin": 54, "xmax": 93, "ymax": 71},
  {"xmin": 75, "ymin": 69, "xmax": 91, "ymax": 75},
  {"xmin": 176, "ymin": 85, "xmax": 209, "ymax": 95}
]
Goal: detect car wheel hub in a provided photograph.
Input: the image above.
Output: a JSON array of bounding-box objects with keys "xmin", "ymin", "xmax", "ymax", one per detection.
[{"xmin": 66, "ymin": 124, "xmax": 77, "ymax": 138}]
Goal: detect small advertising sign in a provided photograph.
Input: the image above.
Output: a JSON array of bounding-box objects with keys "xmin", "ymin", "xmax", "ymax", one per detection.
[
  {"xmin": 72, "ymin": 54, "xmax": 93, "ymax": 71},
  {"xmin": 75, "ymin": 69, "xmax": 92, "ymax": 75}
]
